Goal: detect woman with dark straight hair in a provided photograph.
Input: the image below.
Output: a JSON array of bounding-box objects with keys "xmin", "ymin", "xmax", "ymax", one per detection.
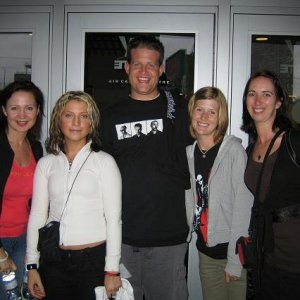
[
  {"xmin": 242, "ymin": 70, "xmax": 300, "ymax": 299},
  {"xmin": 0, "ymin": 80, "xmax": 44, "ymax": 298}
]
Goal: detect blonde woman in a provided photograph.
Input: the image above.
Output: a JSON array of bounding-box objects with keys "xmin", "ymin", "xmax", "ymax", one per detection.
[
  {"xmin": 26, "ymin": 91, "xmax": 122, "ymax": 299},
  {"xmin": 185, "ymin": 86, "xmax": 253, "ymax": 300}
]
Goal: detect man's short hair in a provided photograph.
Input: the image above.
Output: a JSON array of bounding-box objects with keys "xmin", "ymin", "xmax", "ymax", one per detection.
[{"xmin": 127, "ymin": 35, "xmax": 164, "ymax": 65}]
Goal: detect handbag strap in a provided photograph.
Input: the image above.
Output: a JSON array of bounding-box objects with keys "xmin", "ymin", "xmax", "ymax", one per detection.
[
  {"xmin": 285, "ymin": 129, "xmax": 300, "ymax": 169},
  {"xmin": 248, "ymin": 129, "xmax": 283, "ymax": 235},
  {"xmin": 59, "ymin": 151, "xmax": 91, "ymax": 222}
]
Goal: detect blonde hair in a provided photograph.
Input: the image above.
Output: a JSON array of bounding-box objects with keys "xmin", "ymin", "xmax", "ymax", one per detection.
[
  {"xmin": 45, "ymin": 91, "xmax": 101, "ymax": 154},
  {"xmin": 188, "ymin": 86, "xmax": 228, "ymax": 142}
]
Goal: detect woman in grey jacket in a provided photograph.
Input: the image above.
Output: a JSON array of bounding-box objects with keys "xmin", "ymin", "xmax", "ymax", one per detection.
[{"xmin": 185, "ymin": 86, "xmax": 253, "ymax": 300}]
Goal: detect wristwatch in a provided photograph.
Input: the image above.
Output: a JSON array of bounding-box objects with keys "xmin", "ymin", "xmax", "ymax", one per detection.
[{"xmin": 26, "ymin": 264, "xmax": 37, "ymax": 270}]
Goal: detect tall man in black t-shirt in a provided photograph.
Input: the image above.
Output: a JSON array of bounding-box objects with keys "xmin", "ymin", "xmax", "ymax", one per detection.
[{"xmin": 100, "ymin": 35, "xmax": 190, "ymax": 300}]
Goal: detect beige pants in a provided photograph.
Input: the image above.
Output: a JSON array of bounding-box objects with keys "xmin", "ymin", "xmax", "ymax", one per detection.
[{"xmin": 199, "ymin": 252, "xmax": 247, "ymax": 300}]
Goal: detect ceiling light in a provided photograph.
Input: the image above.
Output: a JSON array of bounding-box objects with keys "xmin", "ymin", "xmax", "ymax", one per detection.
[{"xmin": 255, "ymin": 37, "xmax": 268, "ymax": 41}]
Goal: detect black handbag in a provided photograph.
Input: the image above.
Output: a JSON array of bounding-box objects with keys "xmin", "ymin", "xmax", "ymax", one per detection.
[
  {"xmin": 37, "ymin": 152, "xmax": 91, "ymax": 263},
  {"xmin": 37, "ymin": 221, "xmax": 61, "ymax": 263},
  {"xmin": 235, "ymin": 236, "xmax": 254, "ymax": 269}
]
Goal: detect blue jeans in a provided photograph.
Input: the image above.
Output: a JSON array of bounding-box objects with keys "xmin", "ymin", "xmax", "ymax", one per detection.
[
  {"xmin": 1, "ymin": 233, "xmax": 27, "ymax": 288},
  {"xmin": 0, "ymin": 279, "xmax": 7, "ymax": 300}
]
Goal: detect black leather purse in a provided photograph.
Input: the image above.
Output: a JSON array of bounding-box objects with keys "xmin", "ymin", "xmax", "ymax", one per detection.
[
  {"xmin": 37, "ymin": 221, "xmax": 61, "ymax": 263},
  {"xmin": 235, "ymin": 235, "xmax": 254, "ymax": 269}
]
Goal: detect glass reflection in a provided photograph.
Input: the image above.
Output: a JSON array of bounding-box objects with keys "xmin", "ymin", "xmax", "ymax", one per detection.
[
  {"xmin": 84, "ymin": 33, "xmax": 195, "ymax": 109},
  {"xmin": 251, "ymin": 35, "xmax": 300, "ymax": 126},
  {"xmin": 0, "ymin": 33, "xmax": 32, "ymax": 89}
]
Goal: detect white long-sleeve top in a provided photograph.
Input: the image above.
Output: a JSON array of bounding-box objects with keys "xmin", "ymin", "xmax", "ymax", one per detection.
[{"xmin": 26, "ymin": 142, "xmax": 122, "ymax": 271}]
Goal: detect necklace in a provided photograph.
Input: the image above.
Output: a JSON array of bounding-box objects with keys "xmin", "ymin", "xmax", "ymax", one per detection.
[
  {"xmin": 199, "ymin": 148, "xmax": 208, "ymax": 158},
  {"xmin": 68, "ymin": 159, "xmax": 73, "ymax": 168},
  {"xmin": 67, "ymin": 154, "xmax": 74, "ymax": 168}
]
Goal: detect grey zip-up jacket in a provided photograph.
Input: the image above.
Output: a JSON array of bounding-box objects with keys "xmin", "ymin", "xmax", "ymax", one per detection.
[{"xmin": 185, "ymin": 135, "xmax": 253, "ymax": 276}]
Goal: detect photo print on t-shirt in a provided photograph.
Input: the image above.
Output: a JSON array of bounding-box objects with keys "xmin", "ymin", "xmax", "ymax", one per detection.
[
  {"xmin": 147, "ymin": 119, "xmax": 163, "ymax": 136},
  {"xmin": 115, "ymin": 119, "xmax": 163, "ymax": 140},
  {"xmin": 131, "ymin": 121, "xmax": 147, "ymax": 138},
  {"xmin": 116, "ymin": 123, "xmax": 132, "ymax": 140}
]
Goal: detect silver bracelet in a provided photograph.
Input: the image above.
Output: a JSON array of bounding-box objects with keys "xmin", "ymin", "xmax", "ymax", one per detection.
[{"xmin": 0, "ymin": 251, "xmax": 8, "ymax": 263}]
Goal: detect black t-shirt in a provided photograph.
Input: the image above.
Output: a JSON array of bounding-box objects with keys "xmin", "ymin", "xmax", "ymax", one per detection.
[
  {"xmin": 100, "ymin": 93, "xmax": 190, "ymax": 247},
  {"xmin": 194, "ymin": 142, "xmax": 228, "ymax": 259}
]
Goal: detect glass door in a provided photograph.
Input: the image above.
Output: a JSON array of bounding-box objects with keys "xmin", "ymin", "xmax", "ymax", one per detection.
[
  {"xmin": 84, "ymin": 32, "xmax": 196, "ymax": 109},
  {"xmin": 65, "ymin": 11, "xmax": 215, "ymax": 96},
  {"xmin": 0, "ymin": 9, "xmax": 51, "ymax": 142},
  {"xmin": 66, "ymin": 10, "xmax": 215, "ymax": 300},
  {"xmin": 231, "ymin": 14, "xmax": 300, "ymax": 146}
]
